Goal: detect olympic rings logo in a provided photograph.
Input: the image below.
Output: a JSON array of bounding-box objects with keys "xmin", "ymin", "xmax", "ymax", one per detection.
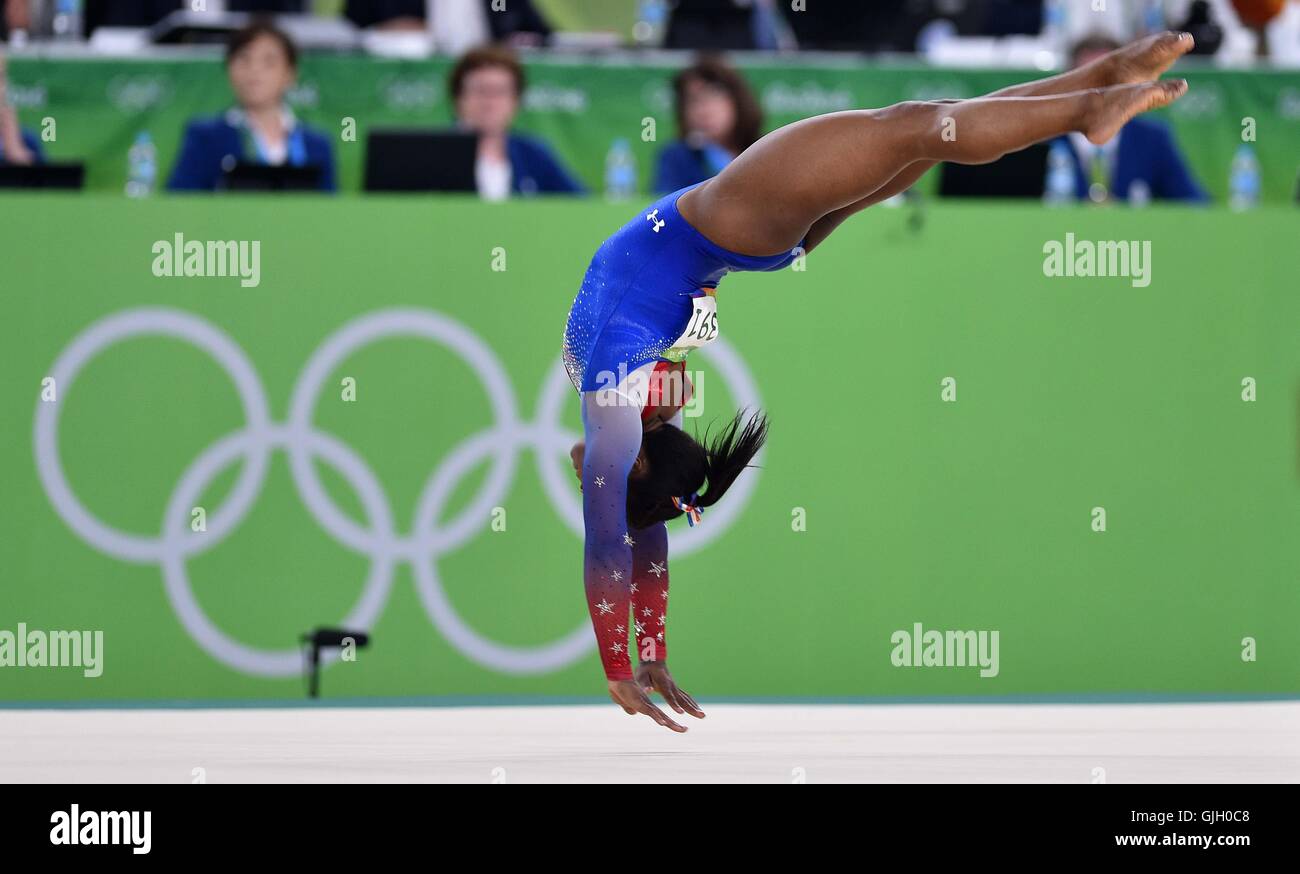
[{"xmin": 33, "ymin": 308, "xmax": 764, "ymax": 678}]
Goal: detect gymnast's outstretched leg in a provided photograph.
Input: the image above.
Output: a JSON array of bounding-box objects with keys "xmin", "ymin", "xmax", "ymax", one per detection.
[{"xmin": 682, "ymin": 31, "xmax": 1195, "ymax": 256}]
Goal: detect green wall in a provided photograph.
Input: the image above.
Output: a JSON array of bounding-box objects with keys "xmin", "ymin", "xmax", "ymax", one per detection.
[{"xmin": 1, "ymin": 196, "xmax": 1296, "ymax": 702}]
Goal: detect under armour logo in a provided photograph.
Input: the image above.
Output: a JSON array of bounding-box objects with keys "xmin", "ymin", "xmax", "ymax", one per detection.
[{"xmin": 645, "ymin": 209, "xmax": 665, "ymax": 233}]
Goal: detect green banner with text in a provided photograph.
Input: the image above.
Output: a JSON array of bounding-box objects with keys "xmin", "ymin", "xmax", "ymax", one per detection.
[{"xmin": 5, "ymin": 55, "xmax": 1300, "ymax": 201}]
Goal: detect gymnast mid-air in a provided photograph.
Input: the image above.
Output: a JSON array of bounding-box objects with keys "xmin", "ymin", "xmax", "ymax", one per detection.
[{"xmin": 561, "ymin": 32, "xmax": 1194, "ymax": 731}]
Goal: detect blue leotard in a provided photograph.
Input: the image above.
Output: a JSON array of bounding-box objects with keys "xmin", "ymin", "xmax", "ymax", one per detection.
[
  {"xmin": 561, "ymin": 184, "xmax": 799, "ymax": 393},
  {"xmin": 562, "ymin": 184, "xmax": 800, "ymax": 682}
]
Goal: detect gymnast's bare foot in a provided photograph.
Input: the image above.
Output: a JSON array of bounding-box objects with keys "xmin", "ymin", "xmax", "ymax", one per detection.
[
  {"xmin": 1084, "ymin": 79, "xmax": 1188, "ymax": 146},
  {"xmin": 1103, "ymin": 31, "xmax": 1194, "ymax": 86}
]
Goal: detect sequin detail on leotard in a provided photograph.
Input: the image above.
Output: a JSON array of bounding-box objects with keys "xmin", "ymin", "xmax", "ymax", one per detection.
[{"xmin": 561, "ymin": 184, "xmax": 799, "ymax": 394}]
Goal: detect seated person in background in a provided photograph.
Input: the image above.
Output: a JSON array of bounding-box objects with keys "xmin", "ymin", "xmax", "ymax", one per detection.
[
  {"xmin": 450, "ymin": 45, "xmax": 584, "ymax": 199},
  {"xmin": 0, "ymin": 105, "xmax": 41, "ymax": 165},
  {"xmin": 0, "ymin": 59, "xmax": 41, "ymax": 165},
  {"xmin": 167, "ymin": 22, "xmax": 335, "ymax": 192},
  {"xmin": 3, "ymin": 0, "xmax": 31, "ymax": 40},
  {"xmin": 653, "ymin": 55, "xmax": 762, "ymax": 194},
  {"xmin": 1051, "ymin": 35, "xmax": 1208, "ymax": 203}
]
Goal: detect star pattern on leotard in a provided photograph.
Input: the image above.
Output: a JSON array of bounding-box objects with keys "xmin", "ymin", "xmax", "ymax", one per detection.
[
  {"xmin": 657, "ymin": 614, "xmax": 666, "ymax": 626},
  {"xmin": 595, "ymin": 598, "xmax": 614, "ymax": 616},
  {"xmin": 615, "ymin": 624, "xmax": 625, "ymax": 635},
  {"xmin": 641, "ymin": 607, "xmax": 653, "ymax": 617},
  {"xmin": 660, "ymin": 589, "xmax": 668, "ymax": 600},
  {"xmin": 623, "ymin": 532, "xmax": 635, "ymax": 546},
  {"xmin": 610, "ymin": 569, "xmax": 624, "ymax": 582},
  {"xmin": 594, "ymin": 476, "xmax": 606, "ymax": 488},
  {"xmin": 634, "ymin": 620, "xmax": 646, "ymax": 635},
  {"xmin": 649, "ymin": 561, "xmax": 666, "ymax": 577},
  {"xmin": 629, "ymin": 583, "xmax": 638, "ymax": 594},
  {"xmin": 610, "ymin": 642, "xmax": 624, "ymax": 655}
]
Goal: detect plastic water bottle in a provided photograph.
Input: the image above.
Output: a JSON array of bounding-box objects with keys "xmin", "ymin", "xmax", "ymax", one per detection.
[
  {"xmin": 1127, "ymin": 179, "xmax": 1152, "ymax": 208},
  {"xmin": 634, "ymin": 0, "xmax": 669, "ymax": 47},
  {"xmin": 604, "ymin": 138, "xmax": 637, "ymax": 201},
  {"xmin": 52, "ymin": 0, "xmax": 83, "ymax": 41},
  {"xmin": 1043, "ymin": 140, "xmax": 1075, "ymax": 207},
  {"xmin": 916, "ymin": 19, "xmax": 958, "ymax": 59},
  {"xmin": 1142, "ymin": 0, "xmax": 1166, "ymax": 34},
  {"xmin": 1228, "ymin": 144, "xmax": 1260, "ymax": 211},
  {"xmin": 126, "ymin": 132, "xmax": 156, "ymax": 198},
  {"xmin": 1042, "ymin": 0, "xmax": 1067, "ymax": 51}
]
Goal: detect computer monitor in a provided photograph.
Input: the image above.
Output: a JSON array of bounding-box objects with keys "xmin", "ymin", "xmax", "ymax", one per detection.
[
  {"xmin": 221, "ymin": 162, "xmax": 323, "ymax": 192},
  {"xmin": 364, "ymin": 129, "xmax": 478, "ymax": 193},
  {"xmin": 0, "ymin": 162, "xmax": 85, "ymax": 189},
  {"xmin": 938, "ymin": 143, "xmax": 1050, "ymax": 199}
]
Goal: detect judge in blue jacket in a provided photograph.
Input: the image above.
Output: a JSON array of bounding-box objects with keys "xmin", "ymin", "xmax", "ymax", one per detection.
[
  {"xmin": 0, "ymin": 125, "xmax": 43, "ymax": 165},
  {"xmin": 448, "ymin": 45, "xmax": 584, "ymax": 199},
  {"xmin": 167, "ymin": 22, "xmax": 335, "ymax": 192},
  {"xmin": 653, "ymin": 56, "xmax": 763, "ymax": 194},
  {"xmin": 0, "ymin": 70, "xmax": 44, "ymax": 165},
  {"xmin": 1052, "ymin": 35, "xmax": 1207, "ymax": 204}
]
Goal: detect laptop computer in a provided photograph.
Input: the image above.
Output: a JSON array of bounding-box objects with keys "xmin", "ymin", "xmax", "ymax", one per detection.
[
  {"xmin": 0, "ymin": 162, "xmax": 85, "ymax": 189},
  {"xmin": 938, "ymin": 143, "xmax": 1050, "ymax": 199},
  {"xmin": 221, "ymin": 162, "xmax": 323, "ymax": 192},
  {"xmin": 364, "ymin": 129, "xmax": 478, "ymax": 193}
]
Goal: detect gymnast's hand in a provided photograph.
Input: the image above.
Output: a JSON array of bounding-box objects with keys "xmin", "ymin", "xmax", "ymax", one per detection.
[
  {"xmin": 607, "ymin": 678, "xmax": 688, "ymax": 732},
  {"xmin": 635, "ymin": 661, "xmax": 706, "ymax": 721}
]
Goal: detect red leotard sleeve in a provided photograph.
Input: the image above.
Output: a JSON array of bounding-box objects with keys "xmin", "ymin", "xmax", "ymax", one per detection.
[
  {"xmin": 579, "ymin": 391, "xmax": 641, "ymax": 681},
  {"xmin": 629, "ymin": 521, "xmax": 669, "ymax": 664}
]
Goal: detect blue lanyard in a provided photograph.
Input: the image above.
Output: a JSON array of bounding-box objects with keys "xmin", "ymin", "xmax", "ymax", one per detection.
[
  {"xmin": 700, "ymin": 143, "xmax": 733, "ymax": 175},
  {"xmin": 236, "ymin": 111, "xmax": 307, "ymax": 166}
]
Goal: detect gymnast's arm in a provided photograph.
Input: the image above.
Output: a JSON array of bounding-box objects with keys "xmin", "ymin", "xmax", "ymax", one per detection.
[{"xmin": 579, "ymin": 390, "xmax": 686, "ymax": 732}]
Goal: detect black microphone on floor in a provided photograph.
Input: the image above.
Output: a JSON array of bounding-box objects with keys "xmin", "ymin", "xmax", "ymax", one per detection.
[{"xmin": 300, "ymin": 628, "xmax": 370, "ymax": 699}]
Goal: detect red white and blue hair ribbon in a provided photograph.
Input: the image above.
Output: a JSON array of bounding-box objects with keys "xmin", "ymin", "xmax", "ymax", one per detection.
[{"xmin": 672, "ymin": 493, "xmax": 703, "ymax": 526}]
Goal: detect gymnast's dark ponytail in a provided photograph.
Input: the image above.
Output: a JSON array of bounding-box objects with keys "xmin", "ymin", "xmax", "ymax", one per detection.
[
  {"xmin": 626, "ymin": 409, "xmax": 769, "ymax": 530},
  {"xmin": 692, "ymin": 410, "xmax": 769, "ymax": 510}
]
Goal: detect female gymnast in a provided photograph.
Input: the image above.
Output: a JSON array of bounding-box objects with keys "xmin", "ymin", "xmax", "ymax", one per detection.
[{"xmin": 562, "ymin": 33, "xmax": 1194, "ymax": 732}]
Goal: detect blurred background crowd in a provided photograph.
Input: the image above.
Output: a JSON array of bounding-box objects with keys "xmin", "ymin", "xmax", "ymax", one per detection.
[{"xmin": 1, "ymin": 0, "xmax": 1297, "ymax": 205}]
